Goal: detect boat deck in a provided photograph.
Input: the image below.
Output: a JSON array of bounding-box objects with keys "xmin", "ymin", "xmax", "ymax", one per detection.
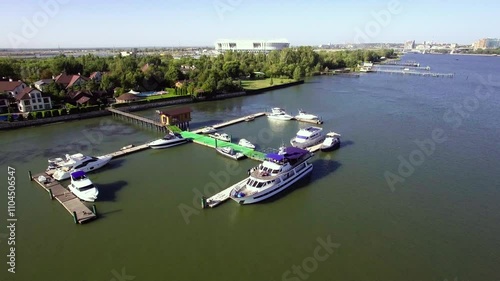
[{"xmin": 31, "ymin": 170, "xmax": 96, "ymax": 224}]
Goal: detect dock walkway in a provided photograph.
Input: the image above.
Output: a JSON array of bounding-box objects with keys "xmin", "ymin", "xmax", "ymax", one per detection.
[
  {"xmin": 107, "ymin": 108, "xmax": 167, "ymax": 132},
  {"xmin": 192, "ymin": 112, "xmax": 266, "ymax": 133},
  {"xmin": 372, "ymin": 68, "xmax": 454, "ymax": 78},
  {"xmin": 31, "ymin": 170, "xmax": 96, "ymax": 224}
]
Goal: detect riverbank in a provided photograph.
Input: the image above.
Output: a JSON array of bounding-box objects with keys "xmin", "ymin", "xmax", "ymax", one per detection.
[{"xmin": 0, "ymin": 80, "xmax": 304, "ymax": 130}]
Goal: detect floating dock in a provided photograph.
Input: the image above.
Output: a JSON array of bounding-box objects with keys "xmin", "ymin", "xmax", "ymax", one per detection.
[
  {"xmin": 180, "ymin": 131, "xmax": 266, "ymax": 161},
  {"xmin": 295, "ymin": 118, "xmax": 324, "ymax": 125},
  {"xmin": 31, "ymin": 170, "xmax": 97, "ymax": 224},
  {"xmin": 103, "ymin": 143, "xmax": 150, "ymax": 158},
  {"xmin": 204, "ymin": 178, "xmax": 248, "ymax": 208}
]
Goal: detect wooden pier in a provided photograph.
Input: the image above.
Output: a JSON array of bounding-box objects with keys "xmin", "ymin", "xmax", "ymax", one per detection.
[
  {"xmin": 380, "ymin": 60, "xmax": 420, "ymax": 67},
  {"xmin": 192, "ymin": 112, "xmax": 266, "ymax": 133},
  {"xmin": 107, "ymin": 108, "xmax": 168, "ymax": 132},
  {"xmin": 30, "ymin": 170, "xmax": 97, "ymax": 224},
  {"xmin": 103, "ymin": 143, "xmax": 150, "ymax": 158},
  {"xmin": 372, "ymin": 68, "xmax": 454, "ymax": 78}
]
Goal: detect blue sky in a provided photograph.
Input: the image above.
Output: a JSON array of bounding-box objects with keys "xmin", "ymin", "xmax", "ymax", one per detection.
[{"xmin": 1, "ymin": 0, "xmax": 498, "ymax": 48}]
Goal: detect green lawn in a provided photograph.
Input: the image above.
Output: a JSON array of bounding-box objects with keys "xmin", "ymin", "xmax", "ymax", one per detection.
[
  {"xmin": 240, "ymin": 78, "xmax": 296, "ymax": 90},
  {"xmin": 145, "ymin": 88, "xmax": 189, "ymax": 100}
]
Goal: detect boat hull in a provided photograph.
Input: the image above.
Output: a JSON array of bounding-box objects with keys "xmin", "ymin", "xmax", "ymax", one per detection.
[
  {"xmin": 148, "ymin": 138, "xmax": 188, "ymax": 149},
  {"xmin": 320, "ymin": 138, "xmax": 340, "ymax": 152},
  {"xmin": 231, "ymin": 164, "xmax": 313, "ymax": 204},
  {"xmin": 68, "ymin": 184, "xmax": 98, "ymax": 202},
  {"xmin": 267, "ymin": 115, "xmax": 294, "ymax": 121},
  {"xmin": 215, "ymin": 148, "xmax": 246, "ymax": 160}
]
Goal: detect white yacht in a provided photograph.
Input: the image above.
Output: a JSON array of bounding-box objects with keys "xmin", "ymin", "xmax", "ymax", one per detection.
[
  {"xmin": 229, "ymin": 146, "xmax": 313, "ymax": 204},
  {"xmin": 215, "ymin": 147, "xmax": 246, "ymax": 160},
  {"xmin": 47, "ymin": 153, "xmax": 83, "ymax": 171},
  {"xmin": 321, "ymin": 132, "xmax": 341, "ymax": 151},
  {"xmin": 148, "ymin": 132, "xmax": 188, "ymax": 149},
  {"xmin": 294, "ymin": 110, "xmax": 320, "ymax": 121},
  {"xmin": 68, "ymin": 171, "xmax": 99, "ymax": 202},
  {"xmin": 201, "ymin": 126, "xmax": 217, "ymax": 134},
  {"xmin": 267, "ymin": 108, "xmax": 294, "ymax": 121},
  {"xmin": 290, "ymin": 126, "xmax": 325, "ymax": 149},
  {"xmin": 238, "ymin": 139, "xmax": 255, "ymax": 149},
  {"xmin": 52, "ymin": 154, "xmax": 112, "ymax": 181},
  {"xmin": 210, "ymin": 133, "xmax": 231, "ymax": 142}
]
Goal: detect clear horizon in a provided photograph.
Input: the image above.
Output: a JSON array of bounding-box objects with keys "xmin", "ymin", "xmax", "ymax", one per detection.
[{"xmin": 1, "ymin": 0, "xmax": 499, "ymax": 49}]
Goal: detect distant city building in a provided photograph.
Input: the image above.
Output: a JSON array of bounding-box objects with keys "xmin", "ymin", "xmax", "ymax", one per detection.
[
  {"xmin": 404, "ymin": 40, "xmax": 415, "ymax": 50},
  {"xmin": 473, "ymin": 38, "xmax": 500, "ymax": 50},
  {"xmin": 214, "ymin": 39, "xmax": 290, "ymax": 53}
]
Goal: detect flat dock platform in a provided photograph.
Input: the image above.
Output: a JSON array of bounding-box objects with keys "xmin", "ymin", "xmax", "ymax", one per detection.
[
  {"xmin": 192, "ymin": 112, "xmax": 266, "ymax": 133},
  {"xmin": 306, "ymin": 143, "xmax": 323, "ymax": 153},
  {"xmin": 103, "ymin": 143, "xmax": 150, "ymax": 158},
  {"xmin": 206, "ymin": 178, "xmax": 247, "ymax": 208},
  {"xmin": 373, "ymin": 68, "xmax": 454, "ymax": 78},
  {"xmin": 31, "ymin": 170, "xmax": 96, "ymax": 224},
  {"xmin": 180, "ymin": 131, "xmax": 266, "ymax": 161}
]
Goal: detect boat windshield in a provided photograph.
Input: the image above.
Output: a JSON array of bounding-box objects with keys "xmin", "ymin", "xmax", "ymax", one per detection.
[
  {"xmin": 77, "ymin": 184, "xmax": 95, "ymax": 191},
  {"xmin": 296, "ymin": 135, "xmax": 309, "ymax": 140}
]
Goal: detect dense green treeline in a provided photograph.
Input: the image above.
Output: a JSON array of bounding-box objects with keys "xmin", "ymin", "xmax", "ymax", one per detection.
[{"xmin": 0, "ymin": 48, "xmax": 395, "ymax": 96}]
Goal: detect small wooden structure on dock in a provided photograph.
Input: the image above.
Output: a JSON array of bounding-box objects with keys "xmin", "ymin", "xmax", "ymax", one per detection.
[
  {"xmin": 30, "ymin": 170, "xmax": 97, "ymax": 224},
  {"xmin": 158, "ymin": 107, "xmax": 192, "ymax": 130},
  {"xmin": 107, "ymin": 108, "xmax": 168, "ymax": 132}
]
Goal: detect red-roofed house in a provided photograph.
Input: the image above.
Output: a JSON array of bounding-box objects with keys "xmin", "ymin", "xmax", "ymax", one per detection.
[
  {"xmin": 54, "ymin": 73, "xmax": 89, "ymax": 89},
  {"xmin": 15, "ymin": 87, "xmax": 52, "ymax": 112},
  {"xmin": 0, "ymin": 80, "xmax": 28, "ymax": 97}
]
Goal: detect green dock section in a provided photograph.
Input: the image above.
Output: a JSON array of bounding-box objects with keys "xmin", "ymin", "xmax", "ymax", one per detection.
[{"xmin": 180, "ymin": 131, "xmax": 266, "ymax": 161}]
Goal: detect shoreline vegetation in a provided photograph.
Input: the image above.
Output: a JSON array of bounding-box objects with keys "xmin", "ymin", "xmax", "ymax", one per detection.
[{"xmin": 0, "ymin": 48, "xmax": 396, "ymax": 129}]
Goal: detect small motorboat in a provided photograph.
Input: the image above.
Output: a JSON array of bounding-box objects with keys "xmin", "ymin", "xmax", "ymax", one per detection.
[
  {"xmin": 209, "ymin": 133, "xmax": 231, "ymax": 142},
  {"xmin": 201, "ymin": 126, "xmax": 217, "ymax": 134},
  {"xmin": 245, "ymin": 115, "xmax": 255, "ymax": 122},
  {"xmin": 294, "ymin": 110, "xmax": 320, "ymax": 121},
  {"xmin": 238, "ymin": 139, "xmax": 255, "ymax": 149},
  {"xmin": 120, "ymin": 144, "xmax": 134, "ymax": 150},
  {"xmin": 267, "ymin": 108, "xmax": 294, "ymax": 121},
  {"xmin": 320, "ymin": 132, "xmax": 341, "ymax": 151},
  {"xmin": 68, "ymin": 171, "xmax": 99, "ymax": 202},
  {"xmin": 148, "ymin": 132, "xmax": 187, "ymax": 149},
  {"xmin": 216, "ymin": 147, "xmax": 246, "ymax": 160}
]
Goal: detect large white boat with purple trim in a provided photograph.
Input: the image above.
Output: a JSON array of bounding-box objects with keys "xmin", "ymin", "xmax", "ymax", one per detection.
[{"xmin": 229, "ymin": 146, "xmax": 313, "ymax": 204}]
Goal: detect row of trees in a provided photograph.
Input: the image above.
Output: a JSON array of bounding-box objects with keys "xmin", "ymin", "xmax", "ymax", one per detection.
[{"xmin": 0, "ymin": 48, "xmax": 396, "ymax": 96}]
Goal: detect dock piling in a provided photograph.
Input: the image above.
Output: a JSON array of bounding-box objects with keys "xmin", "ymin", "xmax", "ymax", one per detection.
[
  {"xmin": 72, "ymin": 211, "xmax": 78, "ymax": 224},
  {"xmin": 92, "ymin": 204, "xmax": 97, "ymax": 216},
  {"xmin": 201, "ymin": 196, "xmax": 207, "ymax": 209},
  {"xmin": 48, "ymin": 188, "xmax": 53, "ymax": 200},
  {"xmin": 29, "ymin": 170, "xmax": 32, "ymax": 181}
]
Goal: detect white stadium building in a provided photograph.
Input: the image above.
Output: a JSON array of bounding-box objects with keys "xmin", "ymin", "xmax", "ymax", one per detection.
[{"xmin": 214, "ymin": 39, "xmax": 290, "ymax": 53}]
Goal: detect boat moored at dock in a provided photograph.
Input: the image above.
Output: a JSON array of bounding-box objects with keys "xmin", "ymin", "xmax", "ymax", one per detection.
[
  {"xmin": 201, "ymin": 126, "xmax": 217, "ymax": 134},
  {"xmin": 215, "ymin": 147, "xmax": 246, "ymax": 160},
  {"xmin": 148, "ymin": 132, "xmax": 188, "ymax": 149},
  {"xmin": 229, "ymin": 146, "xmax": 313, "ymax": 204},
  {"xmin": 238, "ymin": 138, "xmax": 256, "ymax": 149},
  {"xmin": 52, "ymin": 154, "xmax": 113, "ymax": 181},
  {"xmin": 68, "ymin": 171, "xmax": 99, "ymax": 202},
  {"xmin": 290, "ymin": 126, "xmax": 326, "ymax": 149},
  {"xmin": 209, "ymin": 133, "xmax": 231, "ymax": 142},
  {"xmin": 321, "ymin": 132, "xmax": 341, "ymax": 151},
  {"xmin": 267, "ymin": 108, "xmax": 294, "ymax": 120}
]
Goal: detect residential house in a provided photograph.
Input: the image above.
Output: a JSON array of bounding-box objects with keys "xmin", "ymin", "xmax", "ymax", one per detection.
[
  {"xmin": 0, "ymin": 94, "xmax": 9, "ymax": 113},
  {"xmin": 15, "ymin": 87, "xmax": 52, "ymax": 112},
  {"xmin": 54, "ymin": 73, "xmax": 89, "ymax": 89},
  {"xmin": 67, "ymin": 90, "xmax": 105, "ymax": 106},
  {"xmin": 89, "ymin": 71, "xmax": 103, "ymax": 83},
  {"xmin": 34, "ymin": 79, "xmax": 54, "ymax": 91},
  {"xmin": 0, "ymin": 80, "xmax": 28, "ymax": 97}
]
